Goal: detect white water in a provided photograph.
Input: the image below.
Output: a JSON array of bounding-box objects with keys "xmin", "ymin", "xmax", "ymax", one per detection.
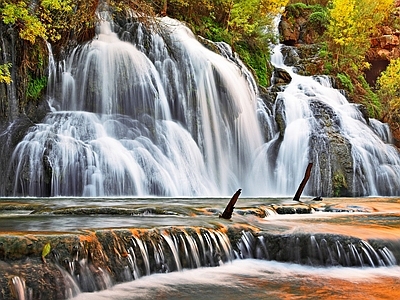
[
  {"xmin": 2, "ymin": 196, "xmax": 400, "ymax": 299},
  {"xmin": 6, "ymin": 12, "xmax": 266, "ymax": 197},
  {"xmin": 72, "ymin": 259, "xmax": 400, "ymax": 300},
  {"xmin": 249, "ymin": 45, "xmax": 400, "ymax": 196},
  {"xmin": 4, "ymin": 12, "xmax": 400, "ymax": 197}
]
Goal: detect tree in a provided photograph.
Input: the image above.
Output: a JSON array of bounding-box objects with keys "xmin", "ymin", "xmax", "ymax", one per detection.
[
  {"xmin": 1, "ymin": 1, "xmax": 47, "ymax": 44},
  {"xmin": 227, "ymin": 0, "xmax": 288, "ymax": 43},
  {"xmin": 325, "ymin": 0, "xmax": 393, "ymax": 72},
  {"xmin": 1, "ymin": 0, "xmax": 96, "ymax": 44},
  {"xmin": 376, "ymin": 58, "xmax": 400, "ymax": 128}
]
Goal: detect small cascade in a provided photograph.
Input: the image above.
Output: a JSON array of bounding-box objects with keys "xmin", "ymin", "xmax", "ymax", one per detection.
[
  {"xmin": 236, "ymin": 231, "xmax": 398, "ymax": 267},
  {"xmin": 0, "ymin": 227, "xmax": 234, "ymax": 299},
  {"xmin": 69, "ymin": 227, "xmax": 234, "ymax": 289},
  {"xmin": 249, "ymin": 44, "xmax": 400, "ymax": 196},
  {"xmin": 0, "ymin": 227, "xmax": 399, "ymax": 299},
  {"xmin": 10, "ymin": 276, "xmax": 29, "ymax": 300},
  {"xmin": 56, "ymin": 266, "xmax": 82, "ymax": 299},
  {"xmin": 369, "ymin": 119, "xmax": 393, "ymax": 144}
]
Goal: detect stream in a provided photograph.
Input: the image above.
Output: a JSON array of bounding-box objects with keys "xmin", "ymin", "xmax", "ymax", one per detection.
[{"xmin": 1, "ymin": 196, "xmax": 399, "ymax": 299}]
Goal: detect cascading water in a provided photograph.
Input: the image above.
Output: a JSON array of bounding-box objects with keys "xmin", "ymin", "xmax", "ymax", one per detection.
[
  {"xmin": 249, "ymin": 44, "xmax": 400, "ymax": 196},
  {"xmin": 3, "ymin": 8, "xmax": 400, "ymax": 197},
  {"xmin": 4, "ymin": 9, "xmax": 265, "ymax": 197}
]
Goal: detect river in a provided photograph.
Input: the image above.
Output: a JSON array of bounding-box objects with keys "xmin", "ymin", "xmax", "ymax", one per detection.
[{"xmin": 1, "ymin": 196, "xmax": 399, "ymax": 299}]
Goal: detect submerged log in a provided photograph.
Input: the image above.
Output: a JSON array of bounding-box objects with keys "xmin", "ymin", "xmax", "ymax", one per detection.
[
  {"xmin": 293, "ymin": 163, "xmax": 313, "ymax": 201},
  {"xmin": 220, "ymin": 189, "xmax": 242, "ymax": 219}
]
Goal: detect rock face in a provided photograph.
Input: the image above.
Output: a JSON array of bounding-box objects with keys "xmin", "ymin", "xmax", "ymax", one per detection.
[{"xmin": 307, "ymin": 99, "xmax": 354, "ymax": 196}]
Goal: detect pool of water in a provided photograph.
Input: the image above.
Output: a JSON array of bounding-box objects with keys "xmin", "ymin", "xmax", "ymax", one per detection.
[{"xmin": 1, "ymin": 197, "xmax": 400, "ymax": 239}]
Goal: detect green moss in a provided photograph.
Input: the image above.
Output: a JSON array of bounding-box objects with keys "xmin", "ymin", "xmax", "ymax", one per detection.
[
  {"xmin": 26, "ymin": 75, "xmax": 47, "ymax": 101},
  {"xmin": 309, "ymin": 10, "xmax": 328, "ymax": 30},
  {"xmin": 358, "ymin": 75, "xmax": 381, "ymax": 119},
  {"xmin": 235, "ymin": 43, "xmax": 270, "ymax": 88},
  {"xmin": 285, "ymin": 3, "xmax": 309, "ymax": 18},
  {"xmin": 337, "ymin": 73, "xmax": 354, "ymax": 94},
  {"xmin": 333, "ymin": 172, "xmax": 347, "ymax": 197}
]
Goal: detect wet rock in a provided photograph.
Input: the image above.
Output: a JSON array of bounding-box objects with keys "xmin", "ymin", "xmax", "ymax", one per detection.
[
  {"xmin": 272, "ymin": 204, "xmax": 312, "ymax": 214},
  {"xmin": 272, "ymin": 67, "xmax": 292, "ymax": 85}
]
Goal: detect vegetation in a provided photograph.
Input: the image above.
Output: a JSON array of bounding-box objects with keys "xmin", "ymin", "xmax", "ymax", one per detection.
[
  {"xmin": 0, "ymin": 0, "xmax": 98, "ymax": 105},
  {"xmin": 358, "ymin": 75, "xmax": 381, "ymax": 119},
  {"xmin": 26, "ymin": 75, "xmax": 48, "ymax": 101},
  {"xmin": 1, "ymin": 0, "xmax": 98, "ymax": 45},
  {"xmin": 0, "ymin": 62, "xmax": 12, "ymax": 84},
  {"xmin": 325, "ymin": 0, "xmax": 393, "ymax": 73},
  {"xmin": 328, "ymin": 0, "xmax": 400, "ymax": 140},
  {"xmin": 1, "ymin": 0, "xmax": 400, "ymax": 141},
  {"xmin": 333, "ymin": 172, "xmax": 347, "ymax": 197},
  {"xmin": 284, "ymin": 0, "xmax": 400, "ymax": 142},
  {"xmin": 145, "ymin": 0, "xmax": 289, "ymax": 87},
  {"xmin": 376, "ymin": 58, "xmax": 400, "ymax": 133}
]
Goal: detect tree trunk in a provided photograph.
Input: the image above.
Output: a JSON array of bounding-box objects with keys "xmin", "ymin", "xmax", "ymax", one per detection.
[
  {"xmin": 220, "ymin": 189, "xmax": 241, "ymax": 219},
  {"xmin": 293, "ymin": 163, "xmax": 313, "ymax": 201}
]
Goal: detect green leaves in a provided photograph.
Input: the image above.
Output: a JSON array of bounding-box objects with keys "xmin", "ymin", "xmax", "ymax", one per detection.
[
  {"xmin": 26, "ymin": 75, "xmax": 48, "ymax": 101},
  {"xmin": 377, "ymin": 58, "xmax": 400, "ymax": 124},
  {"xmin": 377, "ymin": 58, "xmax": 400, "ymax": 97},
  {"xmin": 41, "ymin": 242, "xmax": 51, "ymax": 259}
]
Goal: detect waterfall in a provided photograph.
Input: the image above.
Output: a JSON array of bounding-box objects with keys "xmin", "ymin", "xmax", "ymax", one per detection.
[
  {"xmin": 237, "ymin": 232, "xmax": 397, "ymax": 267},
  {"xmin": 3, "ymin": 9, "xmax": 400, "ymax": 196},
  {"xmin": 3, "ymin": 226, "xmax": 398, "ymax": 299},
  {"xmin": 4, "ymin": 9, "xmax": 267, "ymax": 197},
  {"xmin": 248, "ymin": 44, "xmax": 400, "ymax": 196}
]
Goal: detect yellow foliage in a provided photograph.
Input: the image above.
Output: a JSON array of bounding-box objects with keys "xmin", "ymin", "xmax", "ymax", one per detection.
[
  {"xmin": 260, "ymin": 0, "xmax": 289, "ymax": 15},
  {"xmin": 228, "ymin": 0, "xmax": 288, "ymax": 41},
  {"xmin": 326, "ymin": 0, "xmax": 394, "ymax": 71},
  {"xmin": 376, "ymin": 58, "xmax": 400, "ymax": 125},
  {"xmin": 41, "ymin": 0, "xmax": 73, "ymax": 12},
  {"xmin": 0, "ymin": 63, "xmax": 12, "ymax": 84},
  {"xmin": 1, "ymin": 0, "xmax": 76, "ymax": 44},
  {"xmin": 327, "ymin": 0, "xmax": 356, "ymax": 47},
  {"xmin": 377, "ymin": 58, "xmax": 400, "ymax": 97},
  {"xmin": 1, "ymin": 1, "xmax": 47, "ymax": 43}
]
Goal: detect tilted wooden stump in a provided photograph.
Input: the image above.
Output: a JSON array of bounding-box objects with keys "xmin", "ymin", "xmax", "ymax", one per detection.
[
  {"xmin": 220, "ymin": 189, "xmax": 242, "ymax": 219},
  {"xmin": 293, "ymin": 163, "xmax": 313, "ymax": 201}
]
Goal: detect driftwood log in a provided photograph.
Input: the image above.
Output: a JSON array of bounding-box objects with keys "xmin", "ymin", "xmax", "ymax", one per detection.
[
  {"xmin": 293, "ymin": 163, "xmax": 313, "ymax": 201},
  {"xmin": 220, "ymin": 189, "xmax": 242, "ymax": 219}
]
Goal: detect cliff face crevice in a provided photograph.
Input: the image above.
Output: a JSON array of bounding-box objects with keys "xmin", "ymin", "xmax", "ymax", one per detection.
[{"xmin": 0, "ymin": 22, "xmax": 19, "ymax": 124}]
